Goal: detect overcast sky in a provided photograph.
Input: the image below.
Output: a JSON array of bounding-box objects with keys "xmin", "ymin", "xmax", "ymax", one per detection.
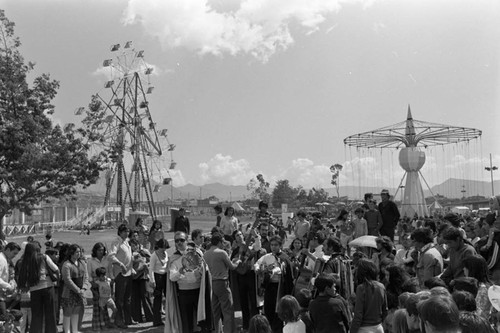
[{"xmin": 2, "ymin": 0, "xmax": 499, "ymax": 190}]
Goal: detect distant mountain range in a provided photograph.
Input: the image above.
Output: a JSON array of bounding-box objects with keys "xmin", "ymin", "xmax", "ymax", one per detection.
[{"xmin": 79, "ymin": 174, "xmax": 499, "ymax": 201}]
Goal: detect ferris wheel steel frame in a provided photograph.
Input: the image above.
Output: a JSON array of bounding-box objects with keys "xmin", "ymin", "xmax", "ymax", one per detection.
[
  {"xmin": 343, "ymin": 106, "xmax": 482, "ymax": 218},
  {"xmin": 84, "ymin": 42, "xmax": 175, "ymax": 222}
]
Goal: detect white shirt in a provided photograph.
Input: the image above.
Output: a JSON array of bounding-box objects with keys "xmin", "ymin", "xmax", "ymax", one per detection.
[
  {"xmin": 149, "ymin": 250, "xmax": 168, "ymax": 284},
  {"xmin": 283, "ymin": 320, "xmax": 306, "ymax": 333}
]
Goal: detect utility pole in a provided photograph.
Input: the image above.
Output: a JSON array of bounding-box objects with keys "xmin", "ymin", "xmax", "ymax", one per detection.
[{"xmin": 485, "ymin": 153, "xmax": 498, "ymax": 196}]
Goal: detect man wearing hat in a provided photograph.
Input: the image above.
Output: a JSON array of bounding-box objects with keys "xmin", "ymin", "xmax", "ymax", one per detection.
[{"xmin": 378, "ymin": 189, "xmax": 400, "ymax": 241}]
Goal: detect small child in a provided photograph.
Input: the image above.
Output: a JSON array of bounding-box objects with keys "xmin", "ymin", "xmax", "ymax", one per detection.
[
  {"xmin": 295, "ymin": 289, "xmax": 313, "ymax": 333},
  {"xmin": 248, "ymin": 314, "xmax": 272, "ymax": 333},
  {"xmin": 277, "ymin": 295, "xmax": 306, "ymax": 333},
  {"xmin": 352, "ymin": 208, "xmax": 368, "ymax": 239},
  {"xmin": 95, "ymin": 267, "xmax": 117, "ymax": 321}
]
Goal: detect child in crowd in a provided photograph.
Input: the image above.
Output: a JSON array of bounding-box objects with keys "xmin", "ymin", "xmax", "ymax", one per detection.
[
  {"xmin": 277, "ymin": 295, "xmax": 306, "ymax": 333},
  {"xmin": 95, "ymin": 267, "xmax": 117, "ymax": 322},
  {"xmin": 352, "ymin": 208, "xmax": 368, "ymax": 239},
  {"xmin": 248, "ymin": 314, "xmax": 272, "ymax": 333},
  {"xmin": 309, "ymin": 274, "xmax": 351, "ymax": 333},
  {"xmin": 295, "ymin": 289, "xmax": 313, "ymax": 333},
  {"xmin": 338, "ymin": 210, "xmax": 355, "ymax": 255}
]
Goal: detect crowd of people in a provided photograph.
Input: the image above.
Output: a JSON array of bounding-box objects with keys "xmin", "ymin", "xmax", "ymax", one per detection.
[{"xmin": 0, "ymin": 194, "xmax": 499, "ymax": 333}]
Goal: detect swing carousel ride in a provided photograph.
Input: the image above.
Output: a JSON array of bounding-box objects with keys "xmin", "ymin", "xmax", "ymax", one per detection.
[
  {"xmin": 344, "ymin": 106, "xmax": 482, "ymax": 218},
  {"xmin": 74, "ymin": 42, "xmax": 176, "ymax": 221}
]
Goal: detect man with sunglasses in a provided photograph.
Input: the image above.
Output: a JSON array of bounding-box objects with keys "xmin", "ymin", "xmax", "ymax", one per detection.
[{"xmin": 167, "ymin": 232, "xmax": 212, "ymax": 333}]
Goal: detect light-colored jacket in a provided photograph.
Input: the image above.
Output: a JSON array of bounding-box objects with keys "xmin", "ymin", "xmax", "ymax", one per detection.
[{"xmin": 416, "ymin": 244, "xmax": 443, "ymax": 286}]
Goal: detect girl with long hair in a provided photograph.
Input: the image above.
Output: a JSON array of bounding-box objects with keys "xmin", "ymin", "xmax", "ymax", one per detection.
[
  {"xmin": 17, "ymin": 242, "xmax": 59, "ymax": 333},
  {"xmin": 350, "ymin": 258, "xmax": 388, "ymax": 333},
  {"xmin": 60, "ymin": 244, "xmax": 89, "ymax": 333},
  {"xmin": 148, "ymin": 220, "xmax": 164, "ymax": 251}
]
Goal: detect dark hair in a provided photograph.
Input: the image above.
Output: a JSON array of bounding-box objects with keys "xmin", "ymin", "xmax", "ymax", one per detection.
[
  {"xmin": 91, "ymin": 242, "xmax": 107, "ymax": 258},
  {"xmin": 418, "ymin": 296, "xmax": 460, "ymax": 331},
  {"xmin": 17, "ymin": 242, "xmax": 43, "ymax": 289},
  {"xmin": 214, "ymin": 205, "xmax": 223, "ymax": 213},
  {"xmin": 442, "ymin": 226, "xmax": 462, "ymax": 241},
  {"xmin": 398, "ymin": 292, "xmax": 412, "ymax": 308},
  {"xmin": 224, "ymin": 207, "xmax": 234, "ymax": 216},
  {"xmin": 410, "ymin": 228, "xmax": 434, "ymax": 245},
  {"xmin": 386, "ymin": 264, "xmax": 410, "ymax": 296},
  {"xmin": 324, "ymin": 237, "xmax": 343, "ymax": 253},
  {"xmin": 277, "ymin": 295, "xmax": 300, "ymax": 324},
  {"xmin": 295, "ymin": 289, "xmax": 311, "ymax": 308},
  {"xmin": 179, "ymin": 207, "xmax": 185, "ymax": 212},
  {"xmin": 211, "ymin": 233, "xmax": 223, "ymax": 246},
  {"xmin": 248, "ymin": 314, "xmax": 272, "ymax": 333},
  {"xmin": 149, "ymin": 220, "xmax": 162, "ymax": 235},
  {"xmin": 354, "ymin": 207, "xmax": 364, "ymax": 214},
  {"xmin": 296, "ymin": 210, "xmax": 307, "ymax": 218},
  {"xmin": 459, "ymin": 311, "xmax": 496, "ymax": 333},
  {"xmin": 424, "ymin": 277, "xmax": 447, "ymax": 289},
  {"xmin": 289, "ymin": 238, "xmax": 303, "ymax": 251},
  {"xmin": 65, "ymin": 244, "xmax": 81, "ymax": 262},
  {"xmin": 401, "ymin": 277, "xmax": 421, "ymax": 293},
  {"xmin": 128, "ymin": 229, "xmax": 139, "ymax": 239},
  {"xmin": 423, "ymin": 220, "xmax": 437, "ymax": 234},
  {"xmin": 129, "ymin": 238, "xmax": 140, "ymax": 247},
  {"xmin": 95, "ymin": 267, "xmax": 107, "ymax": 277},
  {"xmin": 308, "ymin": 231, "xmax": 325, "ymax": 244},
  {"xmin": 155, "ymin": 238, "xmax": 168, "ymax": 249},
  {"xmin": 337, "ymin": 209, "xmax": 348, "ymax": 221},
  {"xmin": 269, "ymin": 235, "xmax": 283, "ymax": 246},
  {"xmin": 117, "ymin": 223, "xmax": 129, "ymax": 235},
  {"xmin": 444, "ymin": 213, "xmax": 462, "ymax": 227},
  {"xmin": 5, "ymin": 242, "xmax": 21, "ymax": 252},
  {"xmin": 135, "ymin": 217, "xmax": 144, "ymax": 226},
  {"xmin": 45, "ymin": 248, "xmax": 59, "ymax": 256},
  {"xmin": 192, "ymin": 229, "xmax": 203, "ymax": 240},
  {"xmin": 451, "ymin": 277, "xmax": 479, "ymax": 297},
  {"xmin": 211, "ymin": 226, "xmax": 223, "ymax": 235},
  {"xmin": 463, "ymin": 255, "xmax": 491, "ymax": 284},
  {"xmin": 452, "ymin": 290, "xmax": 477, "ymax": 312},
  {"xmin": 356, "ymin": 258, "xmax": 378, "ymax": 284},
  {"xmin": 258, "ymin": 201, "xmax": 268, "ymax": 209},
  {"xmin": 314, "ymin": 273, "xmax": 335, "ymax": 293},
  {"xmin": 375, "ymin": 236, "xmax": 393, "ymax": 253}
]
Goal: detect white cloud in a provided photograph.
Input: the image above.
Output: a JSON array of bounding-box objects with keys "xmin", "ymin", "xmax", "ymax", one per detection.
[
  {"xmin": 198, "ymin": 153, "xmax": 257, "ymax": 185},
  {"xmin": 121, "ymin": 0, "xmax": 375, "ymax": 62}
]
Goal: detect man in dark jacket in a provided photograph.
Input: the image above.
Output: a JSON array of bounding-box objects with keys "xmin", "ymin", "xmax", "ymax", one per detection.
[
  {"xmin": 378, "ymin": 189, "xmax": 400, "ymax": 241},
  {"xmin": 309, "ymin": 273, "xmax": 350, "ymax": 333},
  {"xmin": 174, "ymin": 208, "xmax": 190, "ymax": 234}
]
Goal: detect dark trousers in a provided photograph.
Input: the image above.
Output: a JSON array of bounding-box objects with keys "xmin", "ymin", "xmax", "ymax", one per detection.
[
  {"xmin": 0, "ymin": 300, "xmax": 6, "ymax": 317},
  {"xmin": 178, "ymin": 288, "xmax": 200, "ymax": 333},
  {"xmin": 131, "ymin": 278, "xmax": 153, "ymax": 322},
  {"xmin": 30, "ymin": 286, "xmax": 57, "ymax": 333},
  {"xmin": 153, "ymin": 273, "xmax": 167, "ymax": 325},
  {"xmin": 114, "ymin": 274, "xmax": 133, "ymax": 325},
  {"xmin": 380, "ymin": 227, "xmax": 395, "ymax": 241},
  {"xmin": 264, "ymin": 282, "xmax": 282, "ymax": 333},
  {"xmin": 237, "ymin": 272, "xmax": 258, "ymax": 329}
]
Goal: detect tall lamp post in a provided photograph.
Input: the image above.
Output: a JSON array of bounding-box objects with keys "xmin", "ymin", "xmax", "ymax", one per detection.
[{"xmin": 485, "ymin": 153, "xmax": 498, "ymax": 196}]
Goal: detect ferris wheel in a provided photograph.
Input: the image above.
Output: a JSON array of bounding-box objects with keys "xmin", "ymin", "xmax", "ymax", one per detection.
[{"xmin": 74, "ymin": 41, "xmax": 176, "ymax": 220}]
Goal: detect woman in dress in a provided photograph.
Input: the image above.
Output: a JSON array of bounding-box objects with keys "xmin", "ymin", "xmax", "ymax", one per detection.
[
  {"xmin": 87, "ymin": 242, "xmax": 113, "ymax": 330},
  {"xmin": 148, "ymin": 220, "xmax": 165, "ymax": 251},
  {"xmin": 17, "ymin": 242, "xmax": 59, "ymax": 333},
  {"xmin": 61, "ymin": 244, "xmax": 89, "ymax": 333},
  {"xmin": 284, "ymin": 238, "xmax": 304, "ymax": 279}
]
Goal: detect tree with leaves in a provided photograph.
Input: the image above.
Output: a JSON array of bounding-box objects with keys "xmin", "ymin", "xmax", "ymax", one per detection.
[
  {"xmin": 246, "ymin": 174, "xmax": 271, "ymax": 203},
  {"xmin": 307, "ymin": 187, "xmax": 329, "ymax": 206},
  {"xmin": 271, "ymin": 179, "xmax": 299, "ymax": 208},
  {"xmin": 330, "ymin": 163, "xmax": 343, "ymax": 199},
  {"xmin": 0, "ymin": 11, "xmax": 102, "ymax": 239}
]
